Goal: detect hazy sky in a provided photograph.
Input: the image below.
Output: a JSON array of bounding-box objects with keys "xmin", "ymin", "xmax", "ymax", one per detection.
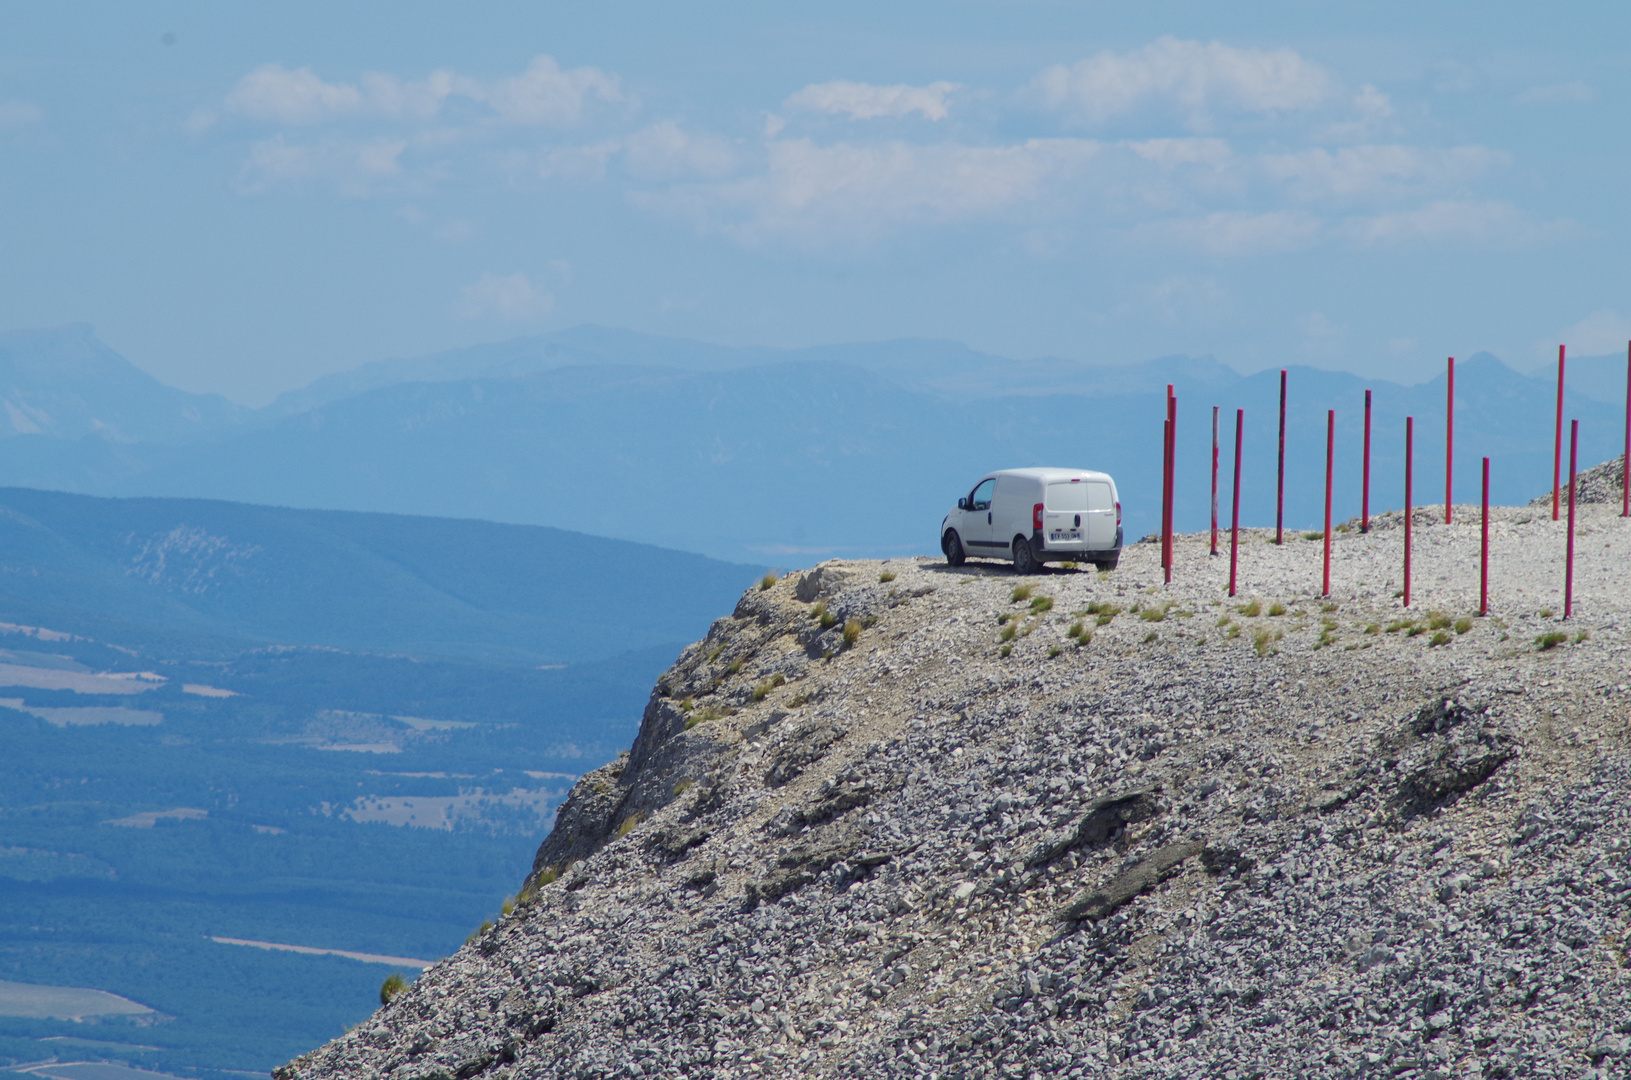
[{"xmin": 2, "ymin": 2, "xmax": 1627, "ymax": 405}]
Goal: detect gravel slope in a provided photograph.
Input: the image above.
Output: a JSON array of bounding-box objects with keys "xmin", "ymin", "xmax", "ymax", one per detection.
[{"xmin": 279, "ymin": 497, "xmax": 1631, "ymax": 1080}]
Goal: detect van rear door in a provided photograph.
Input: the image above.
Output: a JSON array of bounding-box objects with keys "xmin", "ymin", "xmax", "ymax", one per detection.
[
  {"xmin": 1043, "ymin": 479, "xmax": 1090, "ymax": 547},
  {"xmin": 1084, "ymin": 480, "xmax": 1115, "ymax": 548}
]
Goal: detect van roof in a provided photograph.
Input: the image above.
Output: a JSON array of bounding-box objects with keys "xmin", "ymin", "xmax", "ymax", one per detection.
[{"xmin": 988, "ymin": 467, "xmax": 1115, "ymax": 483}]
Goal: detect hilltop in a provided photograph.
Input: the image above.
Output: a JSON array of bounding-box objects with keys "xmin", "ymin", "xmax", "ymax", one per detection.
[{"xmin": 279, "ymin": 484, "xmax": 1631, "ymax": 1079}]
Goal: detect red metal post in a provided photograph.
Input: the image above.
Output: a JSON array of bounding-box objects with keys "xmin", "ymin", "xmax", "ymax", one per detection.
[
  {"xmin": 1362, "ymin": 389, "xmax": 1372, "ymax": 532},
  {"xmin": 1276, "ymin": 369, "xmax": 1287, "ymax": 544},
  {"xmin": 1445, "ymin": 356, "xmax": 1454, "ymax": 524},
  {"xmin": 1553, "ymin": 345, "xmax": 1565, "ymax": 521},
  {"xmin": 1323, "ymin": 409, "xmax": 1334, "ymax": 597},
  {"xmin": 1480, "ymin": 456, "xmax": 1489, "ymax": 616},
  {"xmin": 1565, "ymin": 419, "xmax": 1578, "ymax": 619},
  {"xmin": 1167, "ymin": 394, "xmax": 1177, "ymax": 583},
  {"xmin": 1210, "ymin": 406, "xmax": 1219, "ymax": 556},
  {"xmin": 1162, "ymin": 418, "xmax": 1171, "ymax": 578},
  {"xmin": 1230, "ymin": 408, "xmax": 1243, "ymax": 596},
  {"xmin": 1404, "ymin": 416, "xmax": 1413, "ymax": 608},
  {"xmin": 1623, "ymin": 340, "xmax": 1629, "ymax": 518}
]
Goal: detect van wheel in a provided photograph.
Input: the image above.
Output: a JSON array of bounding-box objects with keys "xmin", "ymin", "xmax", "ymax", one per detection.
[
  {"xmin": 1095, "ymin": 552, "xmax": 1120, "ymax": 571},
  {"xmin": 1011, "ymin": 537, "xmax": 1038, "ymax": 575},
  {"xmin": 942, "ymin": 530, "xmax": 965, "ymax": 566}
]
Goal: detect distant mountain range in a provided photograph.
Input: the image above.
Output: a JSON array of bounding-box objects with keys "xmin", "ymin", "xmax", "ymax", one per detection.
[{"xmin": 1, "ymin": 323, "xmax": 1626, "ymax": 563}]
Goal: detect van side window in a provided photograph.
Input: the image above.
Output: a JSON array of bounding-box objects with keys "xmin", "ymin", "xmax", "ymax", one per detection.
[{"xmin": 969, "ymin": 479, "xmax": 995, "ymax": 511}]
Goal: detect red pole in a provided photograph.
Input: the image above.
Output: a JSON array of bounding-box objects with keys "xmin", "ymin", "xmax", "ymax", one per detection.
[
  {"xmin": 1162, "ymin": 385, "xmax": 1174, "ymax": 578},
  {"xmin": 1480, "ymin": 456, "xmax": 1489, "ymax": 616},
  {"xmin": 1276, "ymin": 369, "xmax": 1287, "ymax": 544},
  {"xmin": 1445, "ymin": 356, "xmax": 1454, "ymax": 524},
  {"xmin": 1323, "ymin": 409, "xmax": 1333, "ymax": 597},
  {"xmin": 1623, "ymin": 340, "xmax": 1629, "ymax": 518},
  {"xmin": 1553, "ymin": 345, "xmax": 1565, "ymax": 521},
  {"xmin": 1565, "ymin": 419, "xmax": 1578, "ymax": 619},
  {"xmin": 1210, "ymin": 406, "xmax": 1219, "ymax": 556},
  {"xmin": 1404, "ymin": 416, "xmax": 1413, "ymax": 608},
  {"xmin": 1230, "ymin": 408, "xmax": 1243, "ymax": 596},
  {"xmin": 1162, "ymin": 417, "xmax": 1171, "ymax": 578},
  {"xmin": 1361, "ymin": 389, "xmax": 1371, "ymax": 532},
  {"xmin": 1167, "ymin": 394, "xmax": 1177, "ymax": 584}
]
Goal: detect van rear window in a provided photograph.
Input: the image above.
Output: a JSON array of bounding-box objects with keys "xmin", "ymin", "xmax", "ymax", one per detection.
[{"xmin": 1045, "ymin": 482, "xmax": 1091, "ymax": 512}]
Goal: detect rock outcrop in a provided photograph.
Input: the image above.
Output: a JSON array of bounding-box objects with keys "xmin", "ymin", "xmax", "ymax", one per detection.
[{"xmin": 280, "ymin": 503, "xmax": 1631, "ymax": 1080}]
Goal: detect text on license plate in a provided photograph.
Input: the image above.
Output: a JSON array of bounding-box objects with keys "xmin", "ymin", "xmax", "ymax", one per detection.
[{"xmin": 1049, "ymin": 530, "xmax": 1081, "ymax": 541}]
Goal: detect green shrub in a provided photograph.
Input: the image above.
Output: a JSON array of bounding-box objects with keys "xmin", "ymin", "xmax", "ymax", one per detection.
[
  {"xmin": 1303, "ymin": 531, "xmax": 1322, "ymax": 541},
  {"xmin": 788, "ymin": 692, "xmax": 810, "ymax": 708},
  {"xmin": 1453, "ymin": 618, "xmax": 1472, "ymax": 635},
  {"xmin": 1429, "ymin": 631, "xmax": 1451, "ymax": 646},
  {"xmin": 1385, "ymin": 620, "xmax": 1413, "ymax": 634},
  {"xmin": 1365, "ymin": 624, "xmax": 1381, "ymax": 635},
  {"xmin": 1252, "ymin": 629, "xmax": 1275, "ymax": 656},
  {"xmin": 841, "ymin": 619, "xmax": 863, "ymax": 648},
  {"xmin": 1067, "ymin": 621, "xmax": 1085, "ymax": 638},
  {"xmin": 380, "ymin": 973, "xmax": 409, "ymax": 1006},
  {"xmin": 1535, "ymin": 632, "xmax": 1567, "ymax": 651},
  {"xmin": 1047, "ymin": 646, "xmax": 1063, "ymax": 658},
  {"xmin": 1426, "ymin": 611, "xmax": 1452, "ymax": 630},
  {"xmin": 1226, "ymin": 624, "xmax": 1241, "ymax": 639},
  {"xmin": 758, "ymin": 573, "xmax": 777, "ymax": 591},
  {"xmin": 1010, "ymin": 585, "xmax": 1034, "ymax": 602},
  {"xmin": 1320, "ymin": 602, "xmax": 1339, "ymax": 613},
  {"xmin": 998, "ymin": 643, "xmax": 1013, "ymax": 657},
  {"xmin": 1238, "ymin": 599, "xmax": 1262, "ymax": 617},
  {"xmin": 999, "ymin": 622, "xmax": 1017, "ymax": 642},
  {"xmin": 1142, "ymin": 631, "xmax": 1157, "ymax": 643},
  {"xmin": 1267, "ymin": 602, "xmax": 1287, "ymax": 617},
  {"xmin": 1030, "ymin": 596, "xmax": 1054, "ymax": 614},
  {"xmin": 997, "ymin": 613, "xmax": 1013, "ymax": 625},
  {"xmin": 1139, "ymin": 607, "xmax": 1166, "ymax": 622},
  {"xmin": 752, "ymin": 674, "xmax": 786, "ymax": 701},
  {"xmin": 878, "ymin": 571, "xmax": 896, "ymax": 583}
]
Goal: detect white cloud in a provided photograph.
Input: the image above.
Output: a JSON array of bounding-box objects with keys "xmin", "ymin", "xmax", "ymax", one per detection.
[
  {"xmin": 1148, "ymin": 210, "xmax": 1323, "ymax": 256},
  {"xmin": 455, "ymin": 273, "xmax": 553, "ymax": 320},
  {"xmin": 1515, "ymin": 81, "xmax": 1594, "ymax": 105},
  {"xmin": 1033, "ymin": 38, "xmax": 1333, "ymax": 127},
  {"xmin": 641, "ymin": 136, "xmax": 1101, "ymax": 246},
  {"xmin": 237, "ymin": 135, "xmax": 408, "ymax": 195},
  {"xmin": 1558, "ymin": 309, "xmax": 1631, "ymax": 356},
  {"xmin": 1345, "ymin": 200, "xmax": 1576, "ymax": 248},
  {"xmin": 210, "ymin": 56, "xmax": 622, "ymax": 129},
  {"xmin": 1126, "ymin": 138, "xmax": 1233, "ymax": 169},
  {"xmin": 1261, "ymin": 145, "xmax": 1506, "ymax": 202},
  {"xmin": 481, "ymin": 56, "xmax": 625, "ymax": 126},
  {"xmin": 534, "ymin": 141, "xmax": 621, "ymax": 181},
  {"xmin": 0, "ymin": 101, "xmax": 43, "ymax": 129},
  {"xmin": 622, "ymin": 122, "xmax": 739, "ymax": 180},
  {"xmin": 784, "ymin": 80, "xmax": 960, "ymax": 121}
]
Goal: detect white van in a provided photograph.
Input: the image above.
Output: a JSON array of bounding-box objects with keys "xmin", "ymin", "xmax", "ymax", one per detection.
[{"xmin": 940, "ymin": 467, "xmax": 1122, "ymax": 573}]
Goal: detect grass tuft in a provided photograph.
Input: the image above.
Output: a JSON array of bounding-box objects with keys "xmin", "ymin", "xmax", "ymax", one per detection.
[
  {"xmin": 1047, "ymin": 646, "xmax": 1063, "ymax": 658},
  {"xmin": 1139, "ymin": 606, "xmax": 1167, "ymax": 623},
  {"xmin": 1429, "ymin": 630, "xmax": 1452, "ymax": 646},
  {"xmin": 1010, "ymin": 585, "xmax": 1034, "ymax": 602},
  {"xmin": 1029, "ymin": 596, "xmax": 1054, "ymax": 614},
  {"xmin": 1267, "ymin": 602, "xmax": 1287, "ymax": 617},
  {"xmin": 998, "ymin": 643, "xmax": 1013, "ymax": 657},
  {"xmin": 1067, "ymin": 620, "xmax": 1085, "ymax": 638},
  {"xmin": 878, "ymin": 571, "xmax": 896, "ymax": 583},
  {"xmin": 1237, "ymin": 599, "xmax": 1262, "ymax": 617},
  {"xmin": 758, "ymin": 573, "xmax": 777, "ymax": 591},
  {"xmin": 616, "ymin": 811, "xmax": 646, "ymax": 838},
  {"xmin": 1535, "ymin": 631, "xmax": 1567, "ymax": 651},
  {"xmin": 1453, "ymin": 618, "xmax": 1472, "ymax": 635},
  {"xmin": 673, "ymin": 779, "xmax": 694, "ymax": 796},
  {"xmin": 1252, "ymin": 628, "xmax": 1275, "ymax": 656},
  {"xmin": 842, "ymin": 619, "xmax": 863, "ymax": 649},
  {"xmin": 1426, "ymin": 611, "xmax": 1452, "ymax": 630},
  {"xmin": 1142, "ymin": 631, "xmax": 1157, "ymax": 643},
  {"xmin": 751, "ymin": 673, "xmax": 786, "ymax": 701},
  {"xmin": 380, "ymin": 973, "xmax": 409, "ymax": 1006},
  {"xmin": 810, "ymin": 600, "xmax": 838, "ymax": 630},
  {"xmin": 999, "ymin": 623, "xmax": 1018, "ymax": 643}
]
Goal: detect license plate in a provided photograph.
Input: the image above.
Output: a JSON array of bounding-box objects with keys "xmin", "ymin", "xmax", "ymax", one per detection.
[{"xmin": 1049, "ymin": 530, "xmax": 1081, "ymax": 542}]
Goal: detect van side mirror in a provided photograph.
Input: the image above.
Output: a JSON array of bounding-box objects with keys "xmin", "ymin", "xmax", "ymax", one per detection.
[{"xmin": 957, "ymin": 498, "xmax": 968, "ymax": 510}]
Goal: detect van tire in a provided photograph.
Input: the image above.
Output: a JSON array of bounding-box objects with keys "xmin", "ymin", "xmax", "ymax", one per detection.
[
  {"xmin": 942, "ymin": 530, "xmax": 966, "ymax": 567},
  {"xmin": 1095, "ymin": 552, "xmax": 1120, "ymax": 571},
  {"xmin": 1011, "ymin": 537, "xmax": 1039, "ymax": 575}
]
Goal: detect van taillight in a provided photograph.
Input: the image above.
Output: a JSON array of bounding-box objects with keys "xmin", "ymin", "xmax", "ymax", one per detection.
[
  {"xmin": 1032, "ymin": 503, "xmax": 1044, "ymax": 531},
  {"xmin": 1115, "ymin": 501, "xmax": 1122, "ymax": 527}
]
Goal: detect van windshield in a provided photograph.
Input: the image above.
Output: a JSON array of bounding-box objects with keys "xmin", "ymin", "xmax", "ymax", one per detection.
[{"xmin": 1045, "ymin": 481, "xmax": 1091, "ymax": 512}]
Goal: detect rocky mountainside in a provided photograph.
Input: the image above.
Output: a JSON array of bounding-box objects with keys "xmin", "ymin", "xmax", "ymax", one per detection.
[{"xmin": 280, "ymin": 498, "xmax": 1631, "ymax": 1080}]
